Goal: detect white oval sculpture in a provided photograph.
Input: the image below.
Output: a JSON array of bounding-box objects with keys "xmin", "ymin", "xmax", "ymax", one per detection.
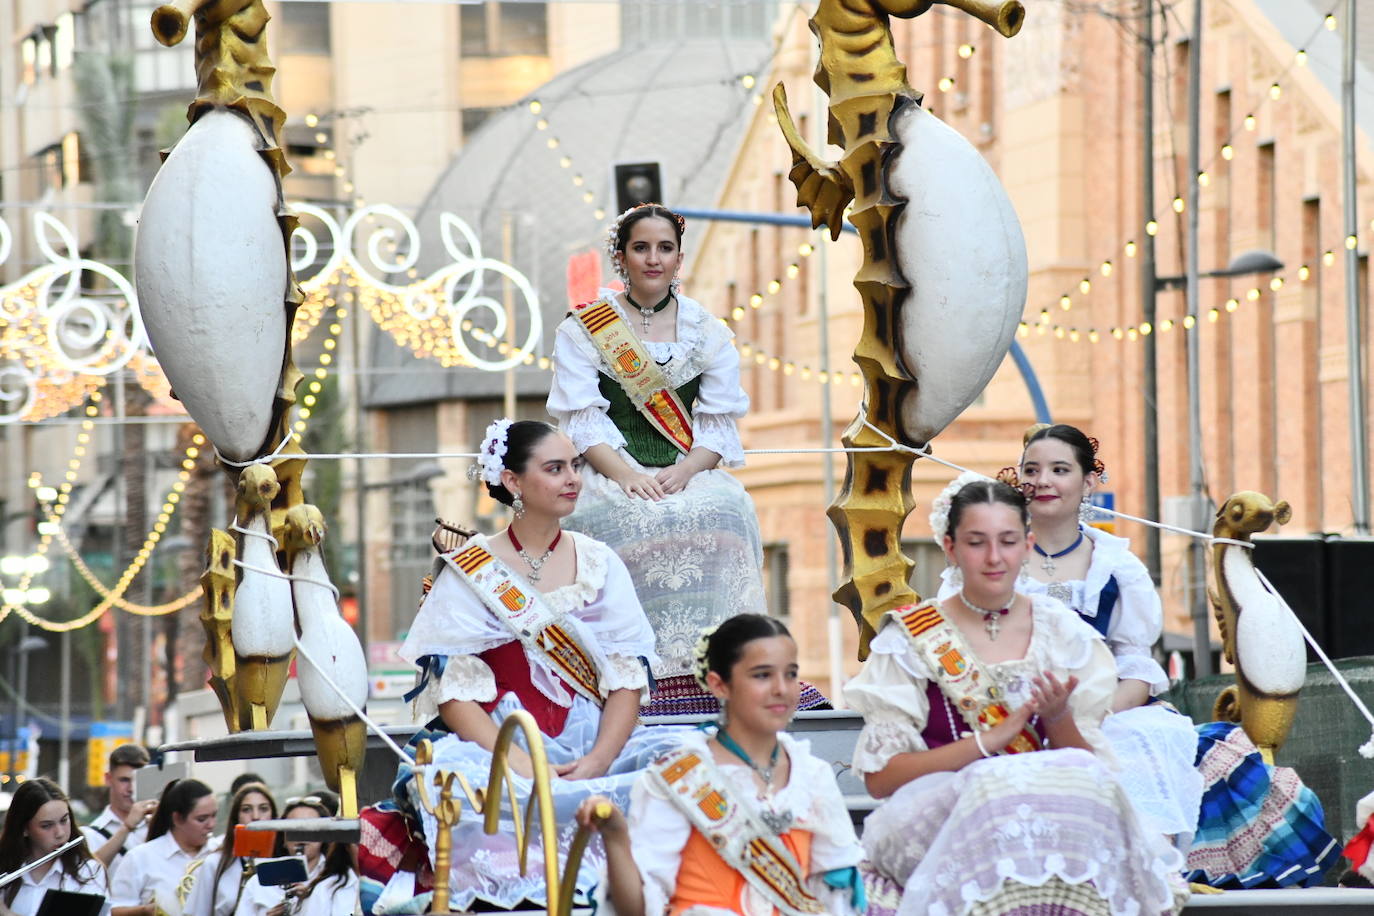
[
  {"xmin": 293, "ymin": 547, "xmax": 368, "ymax": 721},
  {"xmin": 887, "ymin": 103, "xmax": 1028, "ymax": 445},
  {"xmin": 1225, "ymin": 547, "xmax": 1306, "ymax": 696},
  {"xmin": 134, "ymin": 110, "xmax": 287, "ymax": 463},
  {"xmin": 233, "ymin": 506, "xmax": 294, "ymax": 659}
]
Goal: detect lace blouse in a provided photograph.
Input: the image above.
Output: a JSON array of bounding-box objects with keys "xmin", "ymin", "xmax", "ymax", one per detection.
[
  {"xmin": 399, "ymin": 531, "xmax": 659, "ymax": 717},
  {"xmin": 843, "ymin": 595, "xmax": 1119, "ymax": 776},
  {"xmin": 547, "ymin": 289, "xmax": 749, "ymax": 467},
  {"xmin": 599, "ymin": 729, "xmax": 864, "ymax": 916}
]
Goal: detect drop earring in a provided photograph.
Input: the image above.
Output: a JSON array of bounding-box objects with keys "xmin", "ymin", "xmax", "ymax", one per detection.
[
  {"xmin": 1079, "ymin": 496, "xmax": 1094, "ymax": 524},
  {"xmin": 512, "ymin": 494, "xmax": 525, "ymax": 519}
]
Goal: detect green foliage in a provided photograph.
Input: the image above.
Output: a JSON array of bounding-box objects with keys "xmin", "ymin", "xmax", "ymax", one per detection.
[{"xmin": 72, "ymin": 52, "xmax": 136, "ymax": 265}]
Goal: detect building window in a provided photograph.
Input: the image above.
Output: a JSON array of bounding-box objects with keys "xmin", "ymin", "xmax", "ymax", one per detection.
[
  {"xmin": 461, "ymin": 2, "xmax": 547, "ymax": 57},
  {"xmin": 279, "ymin": 1, "xmax": 331, "ymax": 55},
  {"xmin": 53, "ymin": 14, "xmax": 75, "ymax": 70},
  {"xmin": 900, "ymin": 538, "xmax": 950, "ymax": 600},
  {"xmin": 21, "ymin": 36, "xmax": 38, "ymax": 84},
  {"xmin": 762, "ymin": 542, "xmax": 790, "ymax": 619}
]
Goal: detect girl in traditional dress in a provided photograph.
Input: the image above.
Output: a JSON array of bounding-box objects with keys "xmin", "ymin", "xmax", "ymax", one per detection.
[
  {"xmin": 944, "ymin": 424, "xmax": 1203, "ymax": 846},
  {"xmin": 577, "ymin": 613, "xmax": 866, "ymax": 916},
  {"xmin": 852, "ymin": 476, "xmax": 1184, "ymax": 916},
  {"xmin": 364, "ymin": 418, "xmax": 686, "ymax": 912},
  {"xmin": 0, "ymin": 778, "xmax": 106, "ymax": 916},
  {"xmin": 183, "ymin": 781, "xmax": 280, "ymax": 916},
  {"xmin": 548, "ymin": 204, "xmax": 822, "ymax": 714}
]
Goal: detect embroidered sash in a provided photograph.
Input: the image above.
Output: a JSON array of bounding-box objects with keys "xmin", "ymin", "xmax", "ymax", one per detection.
[
  {"xmin": 648, "ymin": 747, "xmax": 826, "ymax": 916},
  {"xmin": 441, "ymin": 542, "xmax": 602, "ymax": 706},
  {"xmin": 570, "ymin": 296, "xmax": 694, "ymax": 455},
  {"xmin": 889, "ymin": 603, "xmax": 1042, "ymax": 754}
]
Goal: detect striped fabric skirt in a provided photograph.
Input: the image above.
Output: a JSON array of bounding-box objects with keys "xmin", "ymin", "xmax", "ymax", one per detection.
[{"xmin": 1186, "ymin": 721, "xmax": 1340, "ymax": 888}]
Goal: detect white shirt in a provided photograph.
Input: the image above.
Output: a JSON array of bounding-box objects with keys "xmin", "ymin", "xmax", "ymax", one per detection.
[
  {"xmin": 108, "ymin": 832, "xmax": 209, "ymax": 915},
  {"xmin": 81, "ymin": 805, "xmax": 148, "ymax": 883},
  {"xmin": 8, "ymin": 856, "xmax": 107, "ymax": 916},
  {"xmin": 235, "ymin": 865, "xmax": 359, "ymax": 916},
  {"xmin": 182, "ymin": 850, "xmax": 245, "ymax": 916}
]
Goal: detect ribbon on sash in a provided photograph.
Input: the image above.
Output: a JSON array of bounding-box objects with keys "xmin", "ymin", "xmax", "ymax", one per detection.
[
  {"xmin": 889, "ymin": 603, "xmax": 1042, "ymax": 754},
  {"xmin": 570, "ymin": 297, "xmax": 694, "ymax": 455},
  {"xmin": 648, "ymin": 748, "xmax": 826, "ymax": 916},
  {"xmin": 441, "ymin": 542, "xmax": 603, "ymax": 707}
]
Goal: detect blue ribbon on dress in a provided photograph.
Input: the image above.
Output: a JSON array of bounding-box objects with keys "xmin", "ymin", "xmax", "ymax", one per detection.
[
  {"xmin": 1078, "ymin": 574, "xmax": 1119, "ymax": 638},
  {"xmin": 822, "ymin": 865, "xmax": 867, "ymax": 910},
  {"xmin": 402, "ymin": 654, "xmax": 447, "ymax": 704}
]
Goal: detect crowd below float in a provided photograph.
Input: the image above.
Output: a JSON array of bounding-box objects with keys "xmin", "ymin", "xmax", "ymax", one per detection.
[{"xmin": 4, "ymin": 204, "xmax": 1368, "ymax": 916}]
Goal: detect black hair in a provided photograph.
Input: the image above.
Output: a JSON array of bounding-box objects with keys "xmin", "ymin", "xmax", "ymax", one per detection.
[
  {"xmin": 703, "ymin": 614, "xmax": 792, "ymax": 684},
  {"xmin": 484, "ymin": 420, "xmax": 560, "ymax": 506},
  {"xmin": 0, "ymin": 778, "xmax": 98, "ymax": 904},
  {"xmin": 146, "ymin": 777, "xmax": 214, "ymax": 841},
  {"xmin": 1023, "ymin": 423, "xmax": 1105, "ymax": 478},
  {"xmin": 230, "ymin": 772, "xmax": 266, "ymax": 795},
  {"xmin": 614, "ymin": 204, "xmax": 686, "ymax": 252},
  {"xmin": 946, "ymin": 479, "xmax": 1030, "ymax": 540}
]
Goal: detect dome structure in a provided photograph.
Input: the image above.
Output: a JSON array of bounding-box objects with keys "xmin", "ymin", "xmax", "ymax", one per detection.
[{"xmin": 367, "ymin": 37, "xmax": 774, "ymax": 406}]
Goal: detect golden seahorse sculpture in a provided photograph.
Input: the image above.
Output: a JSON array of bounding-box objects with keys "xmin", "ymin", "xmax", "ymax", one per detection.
[
  {"xmin": 773, "ymin": 0, "xmax": 1026, "ymax": 651},
  {"xmin": 413, "ymin": 711, "xmax": 609, "ymax": 916},
  {"xmin": 1209, "ymin": 491, "xmax": 1304, "ymax": 763},
  {"xmin": 143, "ymin": 0, "xmax": 310, "ymax": 730}
]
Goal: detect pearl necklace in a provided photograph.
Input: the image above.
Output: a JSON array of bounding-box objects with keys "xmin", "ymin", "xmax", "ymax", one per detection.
[{"xmin": 960, "ymin": 590, "xmax": 1013, "ymax": 640}]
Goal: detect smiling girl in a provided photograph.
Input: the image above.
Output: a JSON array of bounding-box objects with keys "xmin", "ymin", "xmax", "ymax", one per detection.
[
  {"xmin": 577, "ymin": 614, "xmax": 864, "ymax": 916},
  {"xmin": 0, "ymin": 778, "xmax": 106, "ymax": 915},
  {"xmin": 182, "ymin": 782, "xmax": 280, "ymax": 916}
]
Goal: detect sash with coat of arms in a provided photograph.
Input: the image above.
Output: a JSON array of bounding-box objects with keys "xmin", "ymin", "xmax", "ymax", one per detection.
[
  {"xmin": 441, "ymin": 541, "xmax": 602, "ymax": 706},
  {"xmin": 570, "ymin": 296, "xmax": 694, "ymax": 455},
  {"xmin": 888, "ymin": 602, "xmax": 1042, "ymax": 754},
  {"xmin": 647, "ymin": 746, "xmax": 827, "ymax": 915}
]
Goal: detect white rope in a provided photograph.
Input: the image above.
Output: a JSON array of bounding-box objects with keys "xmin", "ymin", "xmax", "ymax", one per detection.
[
  {"xmin": 293, "ymin": 635, "xmax": 413, "ymax": 765},
  {"xmin": 228, "ymin": 521, "xmax": 279, "ymax": 550},
  {"xmin": 230, "ymin": 557, "xmax": 341, "ymax": 602},
  {"xmin": 214, "ymin": 428, "xmax": 296, "ymax": 468}
]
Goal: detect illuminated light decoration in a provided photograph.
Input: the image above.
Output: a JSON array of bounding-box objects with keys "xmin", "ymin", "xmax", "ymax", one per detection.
[
  {"xmin": 1269, "ymin": 83, "xmax": 1281, "ymax": 100},
  {"xmin": 1017, "ymin": 323, "xmax": 1029, "ymax": 338},
  {"xmin": 1124, "ymin": 241, "xmax": 1137, "ymax": 257},
  {"xmin": 1197, "ymin": 171, "xmax": 1209, "ymax": 187},
  {"xmin": 937, "ymin": 77, "xmax": 954, "ymax": 92},
  {"xmin": 1069, "ymin": 329, "xmax": 1080, "ymax": 342},
  {"xmin": 1295, "ymin": 50, "xmax": 1307, "ymax": 66},
  {"xmin": 1146, "ymin": 220, "xmax": 1159, "ymax": 236},
  {"xmin": 1039, "ymin": 310, "xmax": 1050, "ymax": 325},
  {"xmin": 1244, "ymin": 114, "xmax": 1256, "ymax": 131},
  {"xmin": 798, "ymin": 243, "xmax": 814, "ymax": 257},
  {"xmin": 1100, "ymin": 260, "xmax": 1113, "ymax": 277},
  {"xmin": 740, "ymin": 74, "xmax": 756, "ymax": 89},
  {"xmin": 1088, "ymin": 331, "xmax": 1100, "ymax": 343},
  {"xmin": 1246, "ymin": 287, "xmax": 1261, "ymax": 301},
  {"xmin": 1161, "ymin": 318, "xmax": 1174, "ymax": 331},
  {"xmin": 1172, "ymin": 197, "xmax": 1185, "ymax": 213},
  {"xmin": 1323, "ymin": 250, "xmax": 1337, "ymax": 267},
  {"xmin": 1347, "ymin": 234, "xmax": 1359, "ymax": 250},
  {"xmin": 1183, "ymin": 315, "xmax": 1196, "ymax": 329},
  {"xmin": 1078, "ymin": 278, "xmax": 1091, "ymax": 294},
  {"xmin": 958, "ymin": 43, "xmax": 975, "ymax": 59},
  {"xmin": 528, "ymin": 99, "xmax": 542, "ymax": 114},
  {"xmin": 1225, "ymin": 298, "xmax": 1239, "ymax": 312},
  {"xmin": 1209, "ymin": 308, "xmax": 1220, "ymax": 322},
  {"xmin": 1139, "ymin": 321, "xmax": 1153, "ymax": 335},
  {"xmin": 1270, "ymin": 277, "xmax": 1284, "ymax": 291},
  {"xmin": 749, "ymin": 293, "xmax": 764, "ymax": 308},
  {"xmin": 1111, "ymin": 328, "xmax": 1124, "ymax": 340},
  {"xmin": 1054, "ymin": 326, "xmax": 1065, "ymax": 339},
  {"xmin": 1059, "ymin": 295, "xmax": 1071, "ymax": 310},
  {"xmin": 1126, "ymin": 328, "xmax": 1138, "ymax": 341},
  {"xmin": 305, "ymin": 113, "xmax": 319, "ymax": 127},
  {"xmin": 1221, "ymin": 144, "xmax": 1234, "ymax": 161},
  {"xmin": 1298, "ymin": 265, "xmax": 1310, "ymax": 281},
  {"xmin": 1326, "ymin": 14, "xmax": 1337, "ymax": 30}
]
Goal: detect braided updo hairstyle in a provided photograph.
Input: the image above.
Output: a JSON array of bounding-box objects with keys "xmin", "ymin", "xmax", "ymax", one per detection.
[
  {"xmin": 693, "ymin": 614, "xmax": 792, "ymax": 688},
  {"xmin": 945, "ymin": 478, "xmax": 1030, "ymax": 541}
]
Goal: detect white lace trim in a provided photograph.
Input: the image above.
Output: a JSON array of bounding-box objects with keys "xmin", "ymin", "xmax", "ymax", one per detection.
[
  {"xmin": 692, "ymin": 412, "xmax": 744, "ymax": 468},
  {"xmin": 852, "ymin": 717, "xmax": 928, "ymax": 775},
  {"xmin": 1114, "ymin": 649, "xmax": 1169, "ymax": 689},
  {"xmin": 564, "ymin": 405, "xmax": 627, "ymax": 454},
  {"xmin": 600, "ymin": 653, "xmax": 651, "ymax": 702},
  {"xmin": 948, "ymin": 849, "xmax": 1184, "ymax": 916},
  {"xmin": 409, "ymin": 655, "xmax": 497, "ymax": 720},
  {"xmin": 546, "ymin": 531, "xmax": 612, "ymax": 611}
]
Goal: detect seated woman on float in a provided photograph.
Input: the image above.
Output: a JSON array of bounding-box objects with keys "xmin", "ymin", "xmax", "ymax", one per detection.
[
  {"xmin": 578, "ymin": 614, "xmax": 865, "ymax": 916},
  {"xmin": 382, "ymin": 418, "xmax": 684, "ymax": 912},
  {"xmin": 547, "ymin": 204, "xmax": 773, "ymax": 706},
  {"xmin": 849, "ymin": 476, "xmax": 1183, "ymax": 915}
]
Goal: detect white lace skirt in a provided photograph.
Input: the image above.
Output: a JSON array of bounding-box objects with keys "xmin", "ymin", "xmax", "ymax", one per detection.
[
  {"xmin": 565, "ymin": 457, "xmax": 766, "ymax": 677},
  {"xmin": 405, "ymin": 694, "xmax": 689, "ymax": 911},
  {"xmin": 861, "ymin": 748, "xmax": 1184, "ymax": 916},
  {"xmin": 1102, "ymin": 705, "xmax": 1204, "ymax": 845}
]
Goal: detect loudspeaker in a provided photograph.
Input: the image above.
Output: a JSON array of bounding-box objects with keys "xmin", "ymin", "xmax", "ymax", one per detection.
[
  {"xmin": 612, "ymin": 161, "xmax": 663, "ymax": 214},
  {"xmin": 1250, "ymin": 535, "xmax": 1327, "ymax": 663},
  {"xmin": 1321, "ymin": 537, "xmax": 1374, "ymax": 659}
]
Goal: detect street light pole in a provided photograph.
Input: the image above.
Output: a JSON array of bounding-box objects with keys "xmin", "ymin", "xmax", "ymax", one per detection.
[
  {"xmin": 1140, "ymin": 0, "xmax": 1161, "ymax": 586},
  {"xmin": 1185, "ymin": 0, "xmax": 1211, "ymax": 677},
  {"xmin": 1342, "ymin": 0, "xmax": 1368, "ymax": 534}
]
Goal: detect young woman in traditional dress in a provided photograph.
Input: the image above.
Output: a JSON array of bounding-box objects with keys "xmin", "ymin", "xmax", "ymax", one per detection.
[
  {"xmin": 1016, "ymin": 424, "xmax": 1337, "ymax": 887},
  {"xmin": 0, "ymin": 778, "xmax": 107, "ymax": 915},
  {"xmin": 576, "ymin": 613, "xmax": 866, "ymax": 916},
  {"xmin": 852, "ymin": 475, "xmax": 1184, "ymax": 916},
  {"xmin": 360, "ymin": 418, "xmax": 686, "ymax": 912},
  {"xmin": 939, "ymin": 424, "xmax": 1204, "ymax": 847},
  {"xmin": 183, "ymin": 781, "xmax": 280, "ymax": 916},
  {"xmin": 547, "ymin": 204, "xmax": 824, "ymax": 714}
]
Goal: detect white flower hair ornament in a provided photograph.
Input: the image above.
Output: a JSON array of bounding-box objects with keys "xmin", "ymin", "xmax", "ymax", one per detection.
[
  {"xmin": 692, "ymin": 623, "xmax": 721, "ymax": 690},
  {"xmin": 468, "ymin": 417, "xmax": 514, "ymax": 487},
  {"xmin": 928, "ymin": 470, "xmax": 995, "ymax": 545},
  {"xmin": 604, "ymin": 206, "xmax": 638, "ymax": 281}
]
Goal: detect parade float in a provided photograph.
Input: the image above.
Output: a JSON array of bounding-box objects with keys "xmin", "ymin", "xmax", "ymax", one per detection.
[{"xmin": 112, "ymin": 0, "xmax": 1374, "ymax": 912}]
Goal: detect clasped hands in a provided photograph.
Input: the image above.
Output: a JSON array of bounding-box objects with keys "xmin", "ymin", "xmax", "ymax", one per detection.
[{"xmin": 981, "ymin": 672, "xmax": 1079, "ymax": 754}]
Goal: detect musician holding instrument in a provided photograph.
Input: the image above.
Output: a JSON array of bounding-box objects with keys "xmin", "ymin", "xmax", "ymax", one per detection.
[
  {"xmin": 110, "ymin": 778, "xmax": 217, "ymax": 916},
  {"xmin": 0, "ymin": 778, "xmax": 107, "ymax": 916}
]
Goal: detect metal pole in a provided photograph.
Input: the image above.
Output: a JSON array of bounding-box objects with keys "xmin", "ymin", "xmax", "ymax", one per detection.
[
  {"xmin": 16, "ymin": 648, "xmax": 29, "ymax": 778},
  {"xmin": 58, "ymin": 631, "xmax": 70, "ymax": 792},
  {"xmin": 1343, "ymin": 0, "xmax": 1369, "ymax": 534},
  {"xmin": 814, "ymin": 83, "xmax": 843, "ymax": 703},
  {"xmin": 502, "ymin": 212, "xmax": 517, "ymax": 419},
  {"xmin": 350, "ymin": 258, "xmax": 371, "ymax": 652},
  {"xmin": 1140, "ymin": 0, "xmax": 1162, "ymax": 586},
  {"xmin": 7, "ymin": 647, "xmax": 17, "ymax": 784},
  {"xmin": 1186, "ymin": 0, "xmax": 1211, "ymax": 676}
]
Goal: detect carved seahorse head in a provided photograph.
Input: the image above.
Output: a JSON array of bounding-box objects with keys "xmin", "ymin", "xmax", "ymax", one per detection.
[{"xmin": 1213, "ymin": 490, "xmax": 1293, "ymax": 542}]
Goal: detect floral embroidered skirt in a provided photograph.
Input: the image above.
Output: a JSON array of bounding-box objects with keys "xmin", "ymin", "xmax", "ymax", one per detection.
[
  {"xmin": 564, "ymin": 462, "xmax": 766, "ymax": 680},
  {"xmin": 1102, "ymin": 704, "xmax": 1205, "ymax": 843},
  {"xmin": 861, "ymin": 748, "xmax": 1185, "ymax": 916}
]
